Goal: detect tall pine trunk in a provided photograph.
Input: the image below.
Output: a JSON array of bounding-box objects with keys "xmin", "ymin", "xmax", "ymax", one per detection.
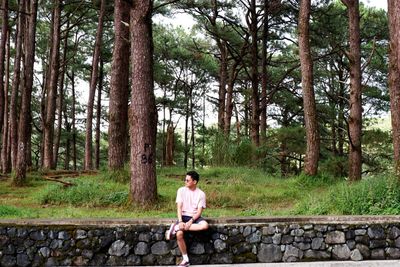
[
  {"xmin": 14, "ymin": 0, "xmax": 38, "ymax": 185},
  {"xmin": 388, "ymin": 0, "xmax": 400, "ymax": 175},
  {"xmin": 10, "ymin": 0, "xmax": 24, "ymax": 170},
  {"xmin": 260, "ymin": 0, "xmax": 269, "ymax": 144},
  {"xmin": 95, "ymin": 58, "xmax": 103, "ymax": 170},
  {"xmin": 249, "ymin": 0, "xmax": 260, "ymax": 147},
  {"xmin": 85, "ymin": 0, "xmax": 105, "ymax": 170},
  {"xmin": 299, "ymin": 0, "xmax": 319, "ymax": 176},
  {"xmin": 1, "ymin": 31, "xmax": 10, "ymax": 174},
  {"xmin": 129, "ymin": 0, "xmax": 157, "ymax": 204},
  {"xmin": 53, "ymin": 25, "xmax": 69, "ymax": 167},
  {"xmin": 342, "ymin": 0, "xmax": 362, "ymax": 181},
  {"xmin": 43, "ymin": 0, "xmax": 61, "ymax": 169},
  {"xmin": 108, "ymin": 0, "xmax": 130, "ymax": 171},
  {"xmin": 0, "ymin": 0, "xmax": 8, "ymax": 157}
]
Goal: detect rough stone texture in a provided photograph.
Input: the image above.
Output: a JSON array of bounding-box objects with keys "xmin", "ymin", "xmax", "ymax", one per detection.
[
  {"xmin": 1, "ymin": 219, "xmax": 400, "ymax": 265},
  {"xmin": 350, "ymin": 249, "xmax": 363, "ymax": 261},
  {"xmin": 332, "ymin": 244, "xmax": 351, "ymax": 260},
  {"xmin": 257, "ymin": 244, "xmax": 282, "ymax": 262},
  {"xmin": 326, "ymin": 231, "xmax": 346, "ymax": 244}
]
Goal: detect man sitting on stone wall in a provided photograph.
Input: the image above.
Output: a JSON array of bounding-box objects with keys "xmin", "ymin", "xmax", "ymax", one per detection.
[{"xmin": 165, "ymin": 171, "xmax": 209, "ymax": 266}]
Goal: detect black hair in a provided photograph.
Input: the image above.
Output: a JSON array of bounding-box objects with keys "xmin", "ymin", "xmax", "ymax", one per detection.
[{"xmin": 186, "ymin": 171, "xmax": 199, "ymax": 182}]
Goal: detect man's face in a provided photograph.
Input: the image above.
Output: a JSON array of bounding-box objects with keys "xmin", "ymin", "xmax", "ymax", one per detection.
[{"xmin": 184, "ymin": 175, "xmax": 196, "ymax": 188}]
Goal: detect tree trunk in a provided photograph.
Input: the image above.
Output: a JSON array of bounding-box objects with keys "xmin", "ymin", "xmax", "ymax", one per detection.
[
  {"xmin": 217, "ymin": 41, "xmax": 227, "ymax": 132},
  {"xmin": 64, "ymin": 106, "xmax": 71, "ymax": 170},
  {"xmin": 85, "ymin": 0, "xmax": 105, "ymax": 170},
  {"xmin": 165, "ymin": 123, "xmax": 174, "ymax": 166},
  {"xmin": 260, "ymin": 0, "xmax": 269, "ymax": 144},
  {"xmin": 43, "ymin": 0, "xmax": 61, "ymax": 169},
  {"xmin": 388, "ymin": 0, "xmax": 400, "ymax": 175},
  {"xmin": 190, "ymin": 92, "xmax": 195, "ymax": 169},
  {"xmin": 184, "ymin": 93, "xmax": 189, "ymax": 169},
  {"xmin": 249, "ymin": 0, "xmax": 260, "ymax": 147},
  {"xmin": 129, "ymin": 0, "xmax": 157, "ymax": 204},
  {"xmin": 10, "ymin": 0, "xmax": 25, "ymax": 170},
  {"xmin": 211, "ymin": 0, "xmax": 227, "ymax": 132},
  {"xmin": 53, "ymin": 25, "xmax": 68, "ymax": 168},
  {"xmin": 0, "ymin": 0, "xmax": 8, "ymax": 157},
  {"xmin": 69, "ymin": 70, "xmax": 77, "ymax": 170},
  {"xmin": 1, "ymin": 31, "xmax": 10, "ymax": 174},
  {"xmin": 95, "ymin": 58, "xmax": 103, "ymax": 170},
  {"xmin": 14, "ymin": 0, "xmax": 38, "ymax": 185},
  {"xmin": 342, "ymin": 0, "xmax": 362, "ymax": 181},
  {"xmin": 108, "ymin": 0, "xmax": 130, "ymax": 171},
  {"xmin": 299, "ymin": 0, "xmax": 319, "ymax": 176}
]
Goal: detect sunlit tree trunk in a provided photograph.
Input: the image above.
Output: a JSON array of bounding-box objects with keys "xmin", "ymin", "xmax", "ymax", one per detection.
[
  {"xmin": 85, "ymin": 0, "xmax": 105, "ymax": 170},
  {"xmin": 108, "ymin": 0, "xmax": 130, "ymax": 171},
  {"xmin": 129, "ymin": 0, "xmax": 157, "ymax": 204},
  {"xmin": 14, "ymin": 0, "xmax": 38, "ymax": 185},
  {"xmin": 341, "ymin": 0, "xmax": 362, "ymax": 181},
  {"xmin": 388, "ymin": 0, "xmax": 400, "ymax": 175},
  {"xmin": 299, "ymin": 0, "xmax": 319, "ymax": 176}
]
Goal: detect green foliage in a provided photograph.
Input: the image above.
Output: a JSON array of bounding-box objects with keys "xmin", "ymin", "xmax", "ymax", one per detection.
[
  {"xmin": 0, "ymin": 205, "xmax": 40, "ymax": 218},
  {"xmin": 34, "ymin": 176, "xmax": 129, "ymax": 207},
  {"xmin": 319, "ymin": 156, "xmax": 347, "ymax": 177},
  {"xmin": 102, "ymin": 166, "xmax": 130, "ymax": 183},
  {"xmin": 295, "ymin": 175, "xmax": 400, "ymax": 215}
]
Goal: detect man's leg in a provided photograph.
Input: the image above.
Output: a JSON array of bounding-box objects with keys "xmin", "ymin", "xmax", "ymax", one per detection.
[
  {"xmin": 188, "ymin": 220, "xmax": 209, "ymax": 231},
  {"xmin": 176, "ymin": 230, "xmax": 190, "ymax": 265}
]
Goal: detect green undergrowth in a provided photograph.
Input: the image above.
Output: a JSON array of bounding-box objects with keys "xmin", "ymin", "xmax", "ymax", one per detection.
[
  {"xmin": 295, "ymin": 175, "xmax": 400, "ymax": 215},
  {"xmin": 0, "ymin": 167, "xmax": 398, "ymax": 219}
]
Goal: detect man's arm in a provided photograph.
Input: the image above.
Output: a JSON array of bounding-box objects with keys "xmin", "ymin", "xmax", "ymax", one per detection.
[
  {"xmin": 184, "ymin": 206, "xmax": 204, "ymax": 230},
  {"xmin": 177, "ymin": 202, "xmax": 185, "ymax": 230}
]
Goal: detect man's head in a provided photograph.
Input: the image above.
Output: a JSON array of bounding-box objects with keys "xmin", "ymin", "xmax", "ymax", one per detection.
[{"xmin": 185, "ymin": 171, "xmax": 199, "ymax": 187}]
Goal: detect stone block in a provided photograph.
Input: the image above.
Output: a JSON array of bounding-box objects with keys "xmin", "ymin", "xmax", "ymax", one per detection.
[
  {"xmin": 332, "ymin": 244, "xmax": 351, "ymax": 260},
  {"xmin": 326, "ymin": 231, "xmax": 346, "ymax": 244},
  {"xmin": 350, "ymin": 249, "xmax": 363, "ymax": 261},
  {"xmin": 257, "ymin": 244, "xmax": 282, "ymax": 262}
]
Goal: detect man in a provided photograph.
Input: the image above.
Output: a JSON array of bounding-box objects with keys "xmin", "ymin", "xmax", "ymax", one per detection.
[{"xmin": 165, "ymin": 170, "xmax": 209, "ymax": 266}]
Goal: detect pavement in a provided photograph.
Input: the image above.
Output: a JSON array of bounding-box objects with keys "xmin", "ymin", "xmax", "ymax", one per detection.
[{"xmin": 155, "ymin": 260, "xmax": 400, "ymax": 267}]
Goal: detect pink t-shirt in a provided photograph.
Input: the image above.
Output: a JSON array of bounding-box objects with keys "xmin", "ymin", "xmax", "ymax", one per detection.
[{"xmin": 176, "ymin": 187, "xmax": 206, "ymax": 217}]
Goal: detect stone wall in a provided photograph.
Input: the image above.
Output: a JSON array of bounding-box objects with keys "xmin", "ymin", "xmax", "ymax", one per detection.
[{"xmin": 1, "ymin": 216, "xmax": 400, "ymax": 266}]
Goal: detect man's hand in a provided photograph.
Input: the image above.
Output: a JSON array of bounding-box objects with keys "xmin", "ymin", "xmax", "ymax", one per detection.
[
  {"xmin": 184, "ymin": 219, "xmax": 193, "ymax": 230},
  {"xmin": 178, "ymin": 221, "xmax": 185, "ymax": 231}
]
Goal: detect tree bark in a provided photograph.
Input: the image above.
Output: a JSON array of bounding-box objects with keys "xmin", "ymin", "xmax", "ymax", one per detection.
[
  {"xmin": 129, "ymin": 0, "xmax": 157, "ymax": 204},
  {"xmin": 14, "ymin": 0, "xmax": 38, "ymax": 185},
  {"xmin": 165, "ymin": 123, "xmax": 174, "ymax": 166},
  {"xmin": 1, "ymin": 31, "xmax": 10, "ymax": 174},
  {"xmin": 0, "ymin": 0, "xmax": 8, "ymax": 158},
  {"xmin": 69, "ymin": 70, "xmax": 77, "ymax": 170},
  {"xmin": 95, "ymin": 58, "xmax": 103, "ymax": 170},
  {"xmin": 260, "ymin": 0, "xmax": 269, "ymax": 144},
  {"xmin": 53, "ymin": 25, "xmax": 69, "ymax": 168},
  {"xmin": 388, "ymin": 0, "xmax": 400, "ymax": 175},
  {"xmin": 341, "ymin": 0, "xmax": 362, "ymax": 181},
  {"xmin": 249, "ymin": 0, "xmax": 260, "ymax": 147},
  {"xmin": 85, "ymin": 0, "xmax": 105, "ymax": 170},
  {"xmin": 10, "ymin": 0, "xmax": 25, "ymax": 170},
  {"xmin": 108, "ymin": 0, "xmax": 130, "ymax": 171},
  {"xmin": 298, "ymin": 0, "xmax": 319, "ymax": 176},
  {"xmin": 43, "ymin": 0, "xmax": 61, "ymax": 169}
]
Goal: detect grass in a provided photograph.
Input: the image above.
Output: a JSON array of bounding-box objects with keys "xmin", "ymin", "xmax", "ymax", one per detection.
[{"xmin": 0, "ymin": 167, "xmax": 397, "ymax": 219}]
